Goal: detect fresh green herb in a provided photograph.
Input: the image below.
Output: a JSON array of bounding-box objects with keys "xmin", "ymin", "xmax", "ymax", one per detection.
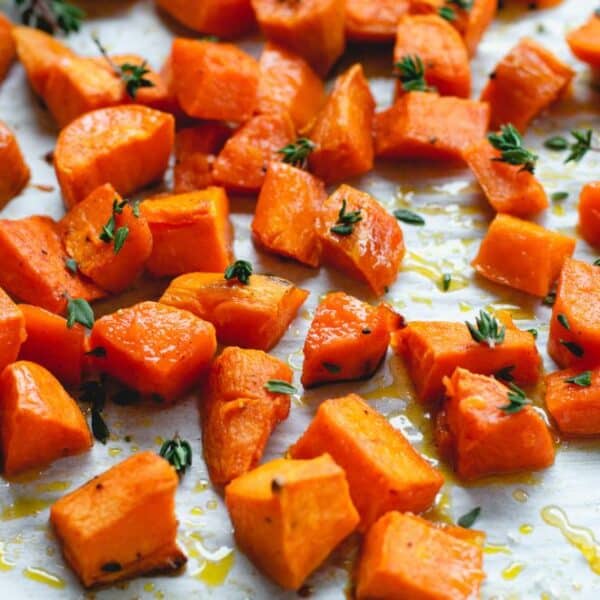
[
  {"xmin": 488, "ymin": 124, "xmax": 538, "ymax": 173},
  {"xmin": 322, "ymin": 362, "xmax": 341, "ymax": 373},
  {"xmin": 224, "ymin": 259, "xmax": 253, "ymax": 285},
  {"xmin": 200, "ymin": 34, "xmax": 220, "ymax": 42},
  {"xmin": 594, "ymin": 258, "xmax": 600, "ymax": 267},
  {"xmin": 330, "ymin": 199, "xmax": 362, "ymax": 236},
  {"xmin": 564, "ymin": 129, "xmax": 599, "ymax": 164},
  {"xmin": 159, "ymin": 436, "xmax": 192, "ymax": 476},
  {"xmin": 278, "ymin": 138, "xmax": 315, "ymax": 169},
  {"xmin": 449, "ymin": 0, "xmax": 473, "ymax": 8},
  {"xmin": 15, "ymin": 0, "xmax": 84, "ymax": 34},
  {"xmin": 557, "ymin": 314, "xmax": 570, "ymax": 330},
  {"xmin": 438, "ymin": 6, "xmax": 456, "ymax": 20},
  {"xmin": 99, "ymin": 198, "xmax": 129, "ymax": 254},
  {"xmin": 564, "ymin": 370, "xmax": 592, "ymax": 387},
  {"xmin": 550, "ymin": 191, "xmax": 569, "ymax": 202},
  {"xmin": 393, "ymin": 55, "xmax": 436, "ymax": 93},
  {"xmin": 439, "ymin": 1, "xmax": 473, "ymax": 21},
  {"xmin": 85, "ymin": 346, "xmax": 107, "ymax": 358},
  {"xmin": 457, "ymin": 506, "xmax": 481, "ymax": 529},
  {"xmin": 101, "ymin": 562, "xmax": 122, "ymax": 573},
  {"xmin": 560, "ymin": 340, "xmax": 584, "ymax": 357},
  {"xmin": 393, "ymin": 208, "xmax": 425, "ymax": 226},
  {"xmin": 131, "ymin": 199, "xmax": 140, "ymax": 218},
  {"xmin": 79, "ymin": 379, "xmax": 106, "ymax": 409},
  {"xmin": 65, "ymin": 257, "xmax": 78, "ymax": 273},
  {"xmin": 542, "ymin": 292, "xmax": 556, "ymax": 307},
  {"xmin": 495, "ymin": 365, "xmax": 515, "ymax": 383},
  {"xmin": 442, "ymin": 273, "xmax": 452, "ymax": 292},
  {"xmin": 527, "ymin": 328, "xmax": 538, "ymax": 339},
  {"xmin": 66, "ymin": 298, "xmax": 94, "ymax": 329},
  {"xmin": 465, "ymin": 310, "xmax": 505, "ymax": 348},
  {"xmin": 544, "ymin": 136, "xmax": 569, "ymax": 151},
  {"xmin": 113, "ymin": 226, "xmax": 129, "ymax": 254},
  {"xmin": 91, "ymin": 408, "xmax": 110, "ymax": 444},
  {"xmin": 265, "ymin": 380, "xmax": 297, "ymax": 395},
  {"xmin": 500, "ymin": 382, "xmax": 531, "ymax": 414}
]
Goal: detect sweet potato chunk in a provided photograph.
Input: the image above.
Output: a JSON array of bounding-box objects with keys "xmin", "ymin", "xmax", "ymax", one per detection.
[
  {"xmin": 202, "ymin": 347, "xmax": 292, "ymax": 485},
  {"xmin": 481, "ymin": 38, "xmax": 574, "ymax": 132},
  {"xmin": 89, "ymin": 301, "xmax": 216, "ymax": 402},
  {"xmin": 252, "ymin": 162, "xmax": 326, "ymax": 267},
  {"xmin": 225, "ymin": 455, "xmax": 359, "ymax": 589},
  {"xmin": 308, "ymin": 63, "xmax": 375, "ymax": 183},
  {"xmin": 578, "ymin": 181, "xmax": 600, "ymax": 247},
  {"xmin": 439, "ymin": 368, "xmax": 555, "ymax": 479},
  {"xmin": 160, "ymin": 273, "xmax": 308, "ymax": 351},
  {"xmin": 55, "ymin": 105, "xmax": 174, "ymax": 209},
  {"xmin": 0, "ymin": 121, "xmax": 30, "ymax": 207},
  {"xmin": 447, "ymin": 0, "xmax": 496, "ymax": 56},
  {"xmin": 50, "ymin": 451, "xmax": 186, "ymax": 588},
  {"xmin": 567, "ymin": 13, "xmax": 600, "ymax": 68},
  {"xmin": 317, "ymin": 185, "xmax": 405, "ymax": 296},
  {"xmin": 0, "ymin": 288, "xmax": 26, "ymax": 373},
  {"xmin": 356, "ymin": 512, "xmax": 485, "ymax": 600},
  {"xmin": 141, "ymin": 188, "xmax": 232, "ymax": 277},
  {"xmin": 0, "ymin": 13, "xmax": 15, "ymax": 83},
  {"xmin": 301, "ymin": 292, "xmax": 401, "ymax": 387},
  {"xmin": 0, "ymin": 361, "xmax": 92, "ymax": 476},
  {"xmin": 472, "ymin": 214, "xmax": 576, "ymax": 297}
]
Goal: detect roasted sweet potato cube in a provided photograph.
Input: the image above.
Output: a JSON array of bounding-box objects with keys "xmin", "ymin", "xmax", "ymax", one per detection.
[
  {"xmin": 447, "ymin": 0, "xmax": 496, "ymax": 56},
  {"xmin": 481, "ymin": 37, "xmax": 575, "ymax": 132},
  {"xmin": 308, "ymin": 64, "xmax": 375, "ymax": 183},
  {"xmin": 252, "ymin": 162, "xmax": 326, "ymax": 267},
  {"xmin": 439, "ymin": 368, "xmax": 555, "ymax": 479},
  {"xmin": 225, "ymin": 455, "xmax": 359, "ymax": 589},
  {"xmin": 567, "ymin": 13, "xmax": 600, "ymax": 68},
  {"xmin": 89, "ymin": 301, "xmax": 216, "ymax": 402},
  {"xmin": 0, "ymin": 288, "xmax": 26, "ymax": 372},
  {"xmin": 160, "ymin": 273, "xmax": 308, "ymax": 351},
  {"xmin": 374, "ymin": 92, "xmax": 490, "ymax": 161},
  {"xmin": 251, "ymin": 0, "xmax": 345, "ymax": 76},
  {"xmin": 301, "ymin": 292, "xmax": 401, "ymax": 387},
  {"xmin": 202, "ymin": 347, "xmax": 292, "ymax": 485},
  {"xmin": 317, "ymin": 185, "xmax": 405, "ymax": 296},
  {"xmin": 356, "ymin": 512, "xmax": 485, "ymax": 600},
  {"xmin": 50, "ymin": 451, "xmax": 186, "ymax": 588},
  {"xmin": 472, "ymin": 214, "xmax": 576, "ymax": 297},
  {"xmin": 0, "ymin": 361, "xmax": 92, "ymax": 476},
  {"xmin": 54, "ymin": 105, "xmax": 174, "ymax": 209},
  {"xmin": 291, "ymin": 395, "xmax": 443, "ymax": 530},
  {"xmin": 213, "ymin": 113, "xmax": 295, "ymax": 193},
  {"xmin": 0, "ymin": 13, "xmax": 15, "ymax": 83},
  {"xmin": 0, "ymin": 121, "xmax": 30, "ymax": 207},
  {"xmin": 578, "ymin": 182, "xmax": 600, "ymax": 247}
]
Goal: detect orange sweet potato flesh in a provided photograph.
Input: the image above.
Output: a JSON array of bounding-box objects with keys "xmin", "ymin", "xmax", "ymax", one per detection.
[
  {"xmin": 393, "ymin": 320, "xmax": 541, "ymax": 402},
  {"xmin": 0, "ymin": 13, "xmax": 15, "ymax": 83},
  {"xmin": 225, "ymin": 455, "xmax": 359, "ymax": 589},
  {"xmin": 567, "ymin": 14, "xmax": 600, "ymax": 68},
  {"xmin": 251, "ymin": 0, "xmax": 345, "ymax": 76},
  {"xmin": 394, "ymin": 14, "xmax": 471, "ymax": 98},
  {"xmin": 18, "ymin": 304, "xmax": 85, "ymax": 386},
  {"xmin": 0, "ymin": 121, "xmax": 30, "ymax": 207},
  {"xmin": 0, "ymin": 216, "xmax": 104, "ymax": 314},
  {"xmin": 291, "ymin": 395, "xmax": 443, "ymax": 530},
  {"xmin": 449, "ymin": 0, "xmax": 497, "ymax": 57},
  {"xmin": 50, "ymin": 451, "xmax": 186, "ymax": 588},
  {"xmin": 578, "ymin": 182, "xmax": 600, "ymax": 247},
  {"xmin": 141, "ymin": 187, "xmax": 233, "ymax": 277},
  {"xmin": 0, "ymin": 361, "xmax": 92, "ymax": 476},
  {"xmin": 472, "ymin": 214, "xmax": 576, "ymax": 297},
  {"xmin": 252, "ymin": 162, "xmax": 326, "ymax": 268},
  {"xmin": 0, "ymin": 288, "xmax": 26, "ymax": 373},
  {"xmin": 301, "ymin": 292, "xmax": 402, "ymax": 387},
  {"xmin": 160, "ymin": 273, "xmax": 308, "ymax": 351},
  {"xmin": 89, "ymin": 301, "xmax": 216, "ymax": 402},
  {"xmin": 54, "ymin": 105, "xmax": 174, "ymax": 209},
  {"xmin": 464, "ymin": 139, "xmax": 548, "ymax": 217},
  {"xmin": 308, "ymin": 63, "xmax": 375, "ymax": 183},
  {"xmin": 440, "ymin": 368, "xmax": 555, "ymax": 479},
  {"xmin": 548, "ymin": 259, "xmax": 600, "ymax": 369},
  {"xmin": 59, "ymin": 184, "xmax": 153, "ymax": 293},
  {"xmin": 375, "ymin": 92, "xmax": 490, "ymax": 161},
  {"xmin": 481, "ymin": 37, "xmax": 575, "ymax": 132},
  {"xmin": 202, "ymin": 346, "xmax": 292, "ymax": 485},
  {"xmin": 317, "ymin": 185, "xmax": 405, "ymax": 296},
  {"xmin": 213, "ymin": 112, "xmax": 295, "ymax": 193},
  {"xmin": 356, "ymin": 511, "xmax": 485, "ymax": 600}
]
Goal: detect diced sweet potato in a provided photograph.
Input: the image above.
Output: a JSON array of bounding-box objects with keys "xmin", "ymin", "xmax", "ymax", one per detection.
[
  {"xmin": 0, "ymin": 13, "xmax": 15, "ymax": 83},
  {"xmin": 356, "ymin": 512, "xmax": 485, "ymax": 600},
  {"xmin": 251, "ymin": 0, "xmax": 345, "ymax": 76},
  {"xmin": 225, "ymin": 455, "xmax": 359, "ymax": 589},
  {"xmin": 252, "ymin": 162, "xmax": 326, "ymax": 267},
  {"xmin": 439, "ymin": 368, "xmax": 555, "ymax": 479},
  {"xmin": 0, "ymin": 121, "xmax": 30, "ymax": 208},
  {"xmin": 301, "ymin": 292, "xmax": 401, "ymax": 387},
  {"xmin": 567, "ymin": 13, "xmax": 600, "ymax": 68},
  {"xmin": 447, "ymin": 0, "xmax": 497, "ymax": 57},
  {"xmin": 50, "ymin": 451, "xmax": 186, "ymax": 588},
  {"xmin": 0, "ymin": 288, "xmax": 26, "ymax": 373},
  {"xmin": 480, "ymin": 37, "xmax": 575, "ymax": 132},
  {"xmin": 141, "ymin": 187, "xmax": 233, "ymax": 277},
  {"xmin": 54, "ymin": 105, "xmax": 174, "ymax": 209},
  {"xmin": 0, "ymin": 361, "xmax": 92, "ymax": 476},
  {"xmin": 202, "ymin": 346, "xmax": 292, "ymax": 485},
  {"xmin": 308, "ymin": 63, "xmax": 375, "ymax": 183},
  {"xmin": 89, "ymin": 301, "xmax": 216, "ymax": 402},
  {"xmin": 317, "ymin": 185, "xmax": 405, "ymax": 296},
  {"xmin": 472, "ymin": 214, "xmax": 576, "ymax": 297},
  {"xmin": 578, "ymin": 181, "xmax": 600, "ymax": 247},
  {"xmin": 213, "ymin": 113, "xmax": 295, "ymax": 193}
]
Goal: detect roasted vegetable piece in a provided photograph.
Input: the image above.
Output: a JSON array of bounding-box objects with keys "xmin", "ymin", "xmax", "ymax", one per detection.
[
  {"xmin": 480, "ymin": 37, "xmax": 575, "ymax": 132},
  {"xmin": 316, "ymin": 185, "xmax": 405, "ymax": 296},
  {"xmin": 50, "ymin": 451, "xmax": 186, "ymax": 588},
  {"xmin": 472, "ymin": 214, "xmax": 576, "ymax": 297},
  {"xmin": 567, "ymin": 12, "xmax": 600, "ymax": 68},
  {"xmin": 252, "ymin": 162, "xmax": 326, "ymax": 268},
  {"xmin": 356, "ymin": 511, "xmax": 485, "ymax": 600},
  {"xmin": 308, "ymin": 63, "xmax": 375, "ymax": 183},
  {"xmin": 89, "ymin": 301, "xmax": 216, "ymax": 402},
  {"xmin": 54, "ymin": 105, "xmax": 174, "ymax": 209},
  {"xmin": 141, "ymin": 188, "xmax": 233, "ymax": 277},
  {"xmin": 202, "ymin": 347, "xmax": 292, "ymax": 485},
  {"xmin": 0, "ymin": 121, "xmax": 30, "ymax": 207},
  {"xmin": 169, "ymin": 38, "xmax": 259, "ymax": 122},
  {"xmin": 446, "ymin": 0, "xmax": 497, "ymax": 57},
  {"xmin": 291, "ymin": 394, "xmax": 443, "ymax": 530},
  {"xmin": 225, "ymin": 455, "xmax": 359, "ymax": 589},
  {"xmin": 251, "ymin": 0, "xmax": 345, "ymax": 76},
  {"xmin": 301, "ymin": 292, "xmax": 401, "ymax": 387},
  {"xmin": 438, "ymin": 368, "xmax": 555, "ymax": 479},
  {"xmin": 213, "ymin": 112, "xmax": 295, "ymax": 194},
  {"xmin": 0, "ymin": 13, "xmax": 16, "ymax": 83},
  {"xmin": 160, "ymin": 273, "xmax": 308, "ymax": 351},
  {"xmin": 578, "ymin": 182, "xmax": 600, "ymax": 247},
  {"xmin": 0, "ymin": 361, "xmax": 92, "ymax": 476},
  {"xmin": 0, "ymin": 288, "xmax": 26, "ymax": 373}
]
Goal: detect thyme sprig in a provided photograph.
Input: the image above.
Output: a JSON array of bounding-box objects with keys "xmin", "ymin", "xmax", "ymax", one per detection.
[
  {"xmin": 159, "ymin": 435, "xmax": 192, "ymax": 476},
  {"xmin": 466, "ymin": 310, "xmax": 506, "ymax": 348},
  {"xmin": 488, "ymin": 124, "xmax": 538, "ymax": 173},
  {"xmin": 15, "ymin": 0, "xmax": 84, "ymax": 35},
  {"xmin": 393, "ymin": 55, "xmax": 436, "ymax": 93},
  {"xmin": 500, "ymin": 383, "xmax": 531, "ymax": 414},
  {"xmin": 330, "ymin": 199, "xmax": 362, "ymax": 236},
  {"xmin": 224, "ymin": 260, "xmax": 253, "ymax": 285},
  {"xmin": 278, "ymin": 138, "xmax": 315, "ymax": 169}
]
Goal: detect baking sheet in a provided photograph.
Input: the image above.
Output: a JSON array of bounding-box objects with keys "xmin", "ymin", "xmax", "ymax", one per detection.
[{"xmin": 0, "ymin": 0, "xmax": 599, "ymax": 598}]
